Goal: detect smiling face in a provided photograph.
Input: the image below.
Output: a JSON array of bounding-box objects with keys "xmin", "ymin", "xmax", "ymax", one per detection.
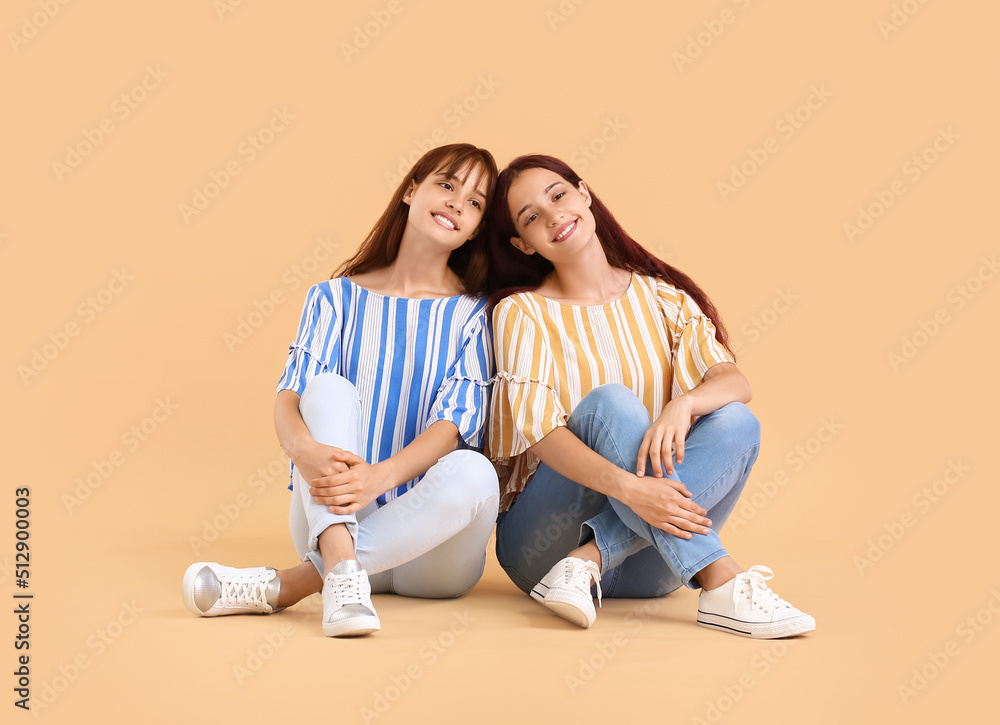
[
  {"xmin": 506, "ymin": 167, "xmax": 596, "ymax": 261},
  {"xmin": 402, "ymin": 163, "xmax": 489, "ymax": 251}
]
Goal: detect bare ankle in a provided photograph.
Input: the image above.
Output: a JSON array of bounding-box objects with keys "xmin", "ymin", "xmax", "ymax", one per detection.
[
  {"xmin": 318, "ymin": 523, "xmax": 356, "ymax": 575},
  {"xmin": 275, "ymin": 563, "xmax": 323, "ymax": 608},
  {"xmin": 696, "ymin": 556, "xmax": 742, "ymax": 591},
  {"xmin": 568, "ymin": 539, "xmax": 603, "ymax": 572}
]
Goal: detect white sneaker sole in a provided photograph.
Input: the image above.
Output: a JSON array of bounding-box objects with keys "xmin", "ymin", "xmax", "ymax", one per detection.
[
  {"xmin": 697, "ymin": 610, "xmax": 816, "ymax": 639},
  {"xmin": 323, "ymin": 615, "xmax": 381, "ymax": 638},
  {"xmin": 530, "ymin": 583, "xmax": 595, "ymax": 629}
]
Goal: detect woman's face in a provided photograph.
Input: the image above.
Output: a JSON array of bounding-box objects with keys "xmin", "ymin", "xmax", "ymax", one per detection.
[
  {"xmin": 403, "ymin": 163, "xmax": 489, "ymax": 250},
  {"xmin": 506, "ymin": 167, "xmax": 595, "ymax": 261}
]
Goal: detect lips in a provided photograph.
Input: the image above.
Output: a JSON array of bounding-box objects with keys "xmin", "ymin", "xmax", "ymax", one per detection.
[
  {"xmin": 553, "ymin": 219, "xmax": 577, "ymax": 243},
  {"xmin": 432, "ymin": 212, "xmax": 459, "ymax": 231}
]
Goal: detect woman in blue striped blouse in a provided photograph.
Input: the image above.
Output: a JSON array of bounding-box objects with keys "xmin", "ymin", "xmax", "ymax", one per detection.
[{"xmin": 183, "ymin": 143, "xmax": 501, "ymax": 637}]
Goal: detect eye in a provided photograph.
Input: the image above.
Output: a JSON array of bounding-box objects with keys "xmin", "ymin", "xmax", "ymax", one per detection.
[
  {"xmin": 524, "ymin": 212, "xmax": 538, "ymax": 225},
  {"xmin": 469, "ymin": 199, "xmax": 481, "ymax": 209},
  {"xmin": 439, "ymin": 182, "xmax": 454, "ymax": 191},
  {"xmin": 553, "ymin": 192, "xmax": 565, "ymax": 201}
]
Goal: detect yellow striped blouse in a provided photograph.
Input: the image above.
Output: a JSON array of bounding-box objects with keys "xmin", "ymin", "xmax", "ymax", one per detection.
[{"xmin": 487, "ymin": 273, "xmax": 735, "ymax": 511}]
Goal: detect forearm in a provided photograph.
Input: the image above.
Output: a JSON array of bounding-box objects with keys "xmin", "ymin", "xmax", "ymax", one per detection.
[
  {"xmin": 680, "ymin": 362, "xmax": 752, "ymax": 415},
  {"xmin": 530, "ymin": 421, "xmax": 709, "ymax": 536},
  {"xmin": 274, "ymin": 388, "xmax": 313, "ymax": 461},
  {"xmin": 528, "ymin": 427, "xmax": 628, "ymax": 499},
  {"xmin": 375, "ymin": 420, "xmax": 462, "ymax": 495}
]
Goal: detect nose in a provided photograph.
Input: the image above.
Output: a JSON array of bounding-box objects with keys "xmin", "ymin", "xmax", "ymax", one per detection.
[{"xmin": 446, "ymin": 194, "xmax": 461, "ymax": 214}]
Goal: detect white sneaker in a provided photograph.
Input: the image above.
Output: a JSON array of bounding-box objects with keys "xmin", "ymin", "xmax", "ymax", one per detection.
[
  {"xmin": 697, "ymin": 565, "xmax": 815, "ymax": 639},
  {"xmin": 530, "ymin": 557, "xmax": 603, "ymax": 629},
  {"xmin": 322, "ymin": 559, "xmax": 381, "ymax": 637},
  {"xmin": 182, "ymin": 562, "xmax": 279, "ymax": 616}
]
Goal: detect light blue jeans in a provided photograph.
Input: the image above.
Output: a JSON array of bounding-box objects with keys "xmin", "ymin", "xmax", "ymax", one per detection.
[
  {"xmin": 288, "ymin": 373, "xmax": 500, "ymax": 598},
  {"xmin": 496, "ymin": 384, "xmax": 760, "ymax": 597}
]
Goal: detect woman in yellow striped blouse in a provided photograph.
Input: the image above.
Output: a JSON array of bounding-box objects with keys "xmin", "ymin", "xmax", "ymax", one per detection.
[{"xmin": 485, "ymin": 154, "xmax": 814, "ymax": 638}]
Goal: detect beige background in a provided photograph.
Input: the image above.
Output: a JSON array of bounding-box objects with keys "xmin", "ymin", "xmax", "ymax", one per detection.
[{"xmin": 3, "ymin": 1, "xmax": 997, "ymax": 722}]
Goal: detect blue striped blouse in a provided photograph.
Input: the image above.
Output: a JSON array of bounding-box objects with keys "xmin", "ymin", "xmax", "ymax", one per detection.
[{"xmin": 277, "ymin": 277, "xmax": 493, "ymax": 505}]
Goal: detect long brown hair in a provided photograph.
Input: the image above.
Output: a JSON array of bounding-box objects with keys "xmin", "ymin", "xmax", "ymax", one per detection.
[
  {"xmin": 334, "ymin": 143, "xmax": 499, "ymax": 296},
  {"xmin": 486, "ymin": 154, "xmax": 733, "ymax": 355}
]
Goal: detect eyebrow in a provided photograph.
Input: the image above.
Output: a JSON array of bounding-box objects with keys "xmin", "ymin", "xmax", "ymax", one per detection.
[
  {"xmin": 438, "ymin": 172, "xmax": 487, "ymax": 199},
  {"xmin": 515, "ymin": 181, "xmax": 563, "ymax": 222}
]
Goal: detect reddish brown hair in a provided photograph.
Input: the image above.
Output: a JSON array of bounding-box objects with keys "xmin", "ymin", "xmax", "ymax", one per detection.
[
  {"xmin": 486, "ymin": 154, "xmax": 733, "ymax": 355},
  {"xmin": 334, "ymin": 143, "xmax": 499, "ymax": 297}
]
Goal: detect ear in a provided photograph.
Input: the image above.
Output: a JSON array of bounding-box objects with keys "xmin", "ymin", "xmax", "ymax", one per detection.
[
  {"xmin": 510, "ymin": 236, "xmax": 535, "ymax": 256},
  {"xmin": 578, "ymin": 180, "xmax": 592, "ymax": 207},
  {"xmin": 402, "ymin": 180, "xmax": 416, "ymax": 205}
]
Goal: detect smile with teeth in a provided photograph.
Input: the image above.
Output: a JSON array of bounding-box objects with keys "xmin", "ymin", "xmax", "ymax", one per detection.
[
  {"xmin": 554, "ymin": 220, "xmax": 577, "ymax": 242},
  {"xmin": 432, "ymin": 214, "xmax": 457, "ymax": 231}
]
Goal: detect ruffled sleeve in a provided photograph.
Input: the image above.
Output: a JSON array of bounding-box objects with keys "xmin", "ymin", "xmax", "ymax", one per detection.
[
  {"xmin": 656, "ymin": 281, "xmax": 735, "ymax": 400},
  {"xmin": 425, "ymin": 302, "xmax": 494, "ymax": 448},
  {"xmin": 488, "ymin": 297, "xmax": 567, "ymax": 460},
  {"xmin": 276, "ymin": 281, "xmax": 342, "ymax": 396}
]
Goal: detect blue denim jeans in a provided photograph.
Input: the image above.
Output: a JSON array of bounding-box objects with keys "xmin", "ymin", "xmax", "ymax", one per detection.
[
  {"xmin": 496, "ymin": 384, "xmax": 760, "ymax": 597},
  {"xmin": 288, "ymin": 373, "xmax": 500, "ymax": 598}
]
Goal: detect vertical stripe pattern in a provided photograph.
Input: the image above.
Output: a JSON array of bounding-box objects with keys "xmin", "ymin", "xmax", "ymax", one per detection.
[
  {"xmin": 487, "ymin": 274, "xmax": 734, "ymax": 511},
  {"xmin": 278, "ymin": 278, "xmax": 493, "ymax": 505}
]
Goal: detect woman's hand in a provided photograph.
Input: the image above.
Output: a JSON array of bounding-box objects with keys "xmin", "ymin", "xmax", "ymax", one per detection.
[
  {"xmin": 290, "ymin": 440, "xmax": 353, "ymax": 488},
  {"xmin": 529, "ymin": 427, "xmax": 710, "ymax": 539},
  {"xmin": 308, "ymin": 451, "xmax": 394, "ymax": 515},
  {"xmin": 617, "ymin": 472, "xmax": 712, "ymax": 539},
  {"xmin": 637, "ymin": 394, "xmax": 694, "ymax": 477},
  {"xmin": 305, "ymin": 420, "xmax": 460, "ymax": 514},
  {"xmin": 274, "ymin": 389, "xmax": 357, "ymax": 488}
]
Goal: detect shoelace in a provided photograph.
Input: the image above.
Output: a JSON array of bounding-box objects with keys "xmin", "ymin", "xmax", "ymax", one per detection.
[
  {"xmin": 328, "ymin": 572, "xmax": 366, "ymax": 607},
  {"xmin": 733, "ymin": 565, "xmax": 792, "ymax": 613},
  {"xmin": 563, "ymin": 558, "xmax": 603, "ymax": 608},
  {"xmin": 220, "ymin": 571, "xmax": 270, "ymax": 611}
]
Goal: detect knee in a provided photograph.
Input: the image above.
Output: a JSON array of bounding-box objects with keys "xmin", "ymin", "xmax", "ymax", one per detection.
[
  {"xmin": 420, "ymin": 450, "xmax": 499, "ymax": 515},
  {"xmin": 709, "ymin": 402, "xmax": 761, "ymax": 446},
  {"xmin": 302, "ymin": 373, "xmax": 357, "ymax": 398},
  {"xmin": 570, "ymin": 384, "xmax": 650, "ymax": 433},
  {"xmin": 300, "ymin": 373, "xmax": 359, "ymax": 424},
  {"xmin": 301, "ymin": 373, "xmax": 356, "ymax": 404},
  {"xmin": 445, "ymin": 450, "xmax": 499, "ymax": 497},
  {"xmin": 584, "ymin": 383, "xmax": 645, "ymax": 412}
]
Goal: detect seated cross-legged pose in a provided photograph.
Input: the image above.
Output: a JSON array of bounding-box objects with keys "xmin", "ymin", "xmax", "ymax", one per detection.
[
  {"xmin": 183, "ymin": 143, "xmax": 501, "ymax": 637},
  {"xmin": 485, "ymin": 154, "xmax": 814, "ymax": 638}
]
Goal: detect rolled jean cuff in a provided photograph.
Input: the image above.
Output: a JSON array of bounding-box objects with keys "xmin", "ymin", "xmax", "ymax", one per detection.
[
  {"xmin": 582, "ymin": 513, "xmax": 643, "ymax": 575},
  {"xmin": 304, "ymin": 550, "xmax": 323, "ymax": 576},
  {"xmin": 304, "ymin": 509, "xmax": 359, "ymax": 575}
]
